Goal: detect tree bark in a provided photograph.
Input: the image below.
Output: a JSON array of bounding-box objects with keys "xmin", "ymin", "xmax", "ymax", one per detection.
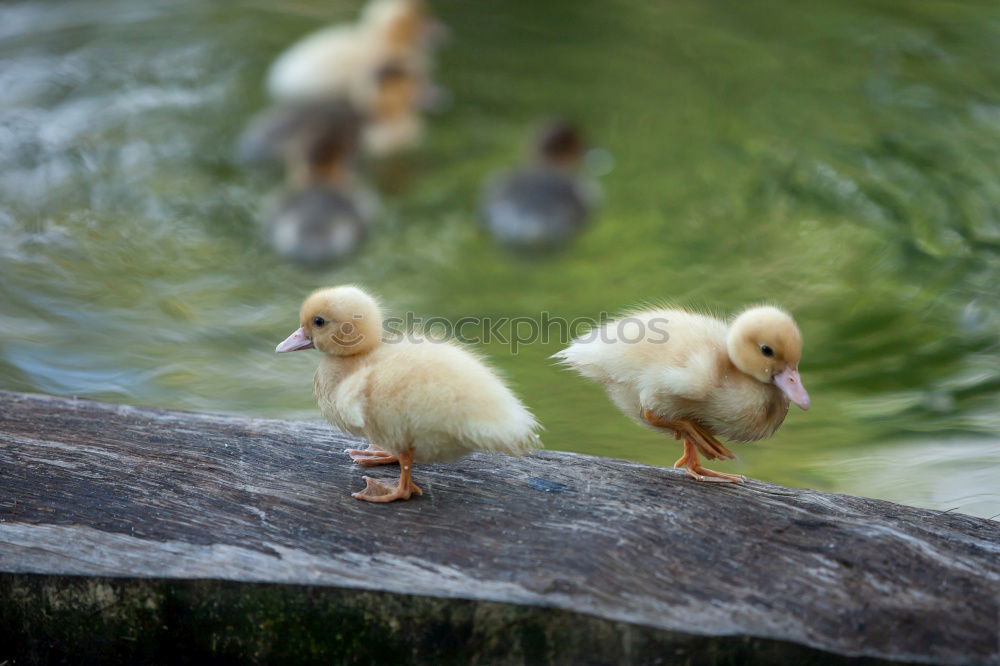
[{"xmin": 0, "ymin": 391, "xmax": 997, "ymax": 665}]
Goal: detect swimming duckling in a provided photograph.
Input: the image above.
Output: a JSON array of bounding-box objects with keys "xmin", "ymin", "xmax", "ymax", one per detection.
[
  {"xmin": 266, "ymin": 0, "xmax": 445, "ymax": 108},
  {"xmin": 238, "ymin": 99, "xmax": 364, "ymax": 169},
  {"xmin": 276, "ymin": 286, "xmax": 541, "ymax": 502},
  {"xmin": 359, "ymin": 61, "xmax": 425, "ymax": 157},
  {"xmin": 242, "ymin": 62, "xmax": 425, "ymax": 164},
  {"xmin": 481, "ymin": 121, "xmax": 598, "ymax": 251},
  {"xmin": 262, "ymin": 114, "xmax": 378, "ymax": 267},
  {"xmin": 554, "ymin": 305, "xmax": 810, "ymax": 483}
]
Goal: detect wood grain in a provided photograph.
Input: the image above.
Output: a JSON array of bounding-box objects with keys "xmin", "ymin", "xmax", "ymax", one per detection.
[{"xmin": 0, "ymin": 391, "xmax": 997, "ymax": 665}]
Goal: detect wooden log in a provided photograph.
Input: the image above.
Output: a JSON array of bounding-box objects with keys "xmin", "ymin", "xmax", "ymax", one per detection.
[{"xmin": 0, "ymin": 390, "xmax": 997, "ymax": 665}]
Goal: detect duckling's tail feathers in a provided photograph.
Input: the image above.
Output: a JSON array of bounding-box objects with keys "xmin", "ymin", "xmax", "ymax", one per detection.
[{"xmin": 468, "ymin": 408, "xmax": 543, "ymax": 456}]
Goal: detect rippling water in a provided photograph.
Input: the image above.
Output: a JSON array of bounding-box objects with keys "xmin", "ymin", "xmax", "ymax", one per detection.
[{"xmin": 1, "ymin": 0, "xmax": 997, "ymax": 517}]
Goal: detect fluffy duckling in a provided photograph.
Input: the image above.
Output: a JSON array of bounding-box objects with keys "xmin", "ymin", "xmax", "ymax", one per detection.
[
  {"xmin": 259, "ymin": 109, "xmax": 378, "ymax": 266},
  {"xmin": 481, "ymin": 121, "xmax": 598, "ymax": 251},
  {"xmin": 554, "ymin": 305, "xmax": 810, "ymax": 483},
  {"xmin": 276, "ymin": 286, "xmax": 540, "ymax": 502},
  {"xmin": 266, "ymin": 0, "xmax": 445, "ymax": 108}
]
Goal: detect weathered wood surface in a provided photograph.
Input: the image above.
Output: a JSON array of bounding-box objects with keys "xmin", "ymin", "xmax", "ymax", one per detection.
[{"xmin": 0, "ymin": 391, "xmax": 997, "ymax": 665}]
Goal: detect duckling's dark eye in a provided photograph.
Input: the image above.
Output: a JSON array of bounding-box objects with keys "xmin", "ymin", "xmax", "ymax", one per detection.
[
  {"xmin": 313, "ymin": 316, "xmax": 326, "ymax": 327},
  {"xmin": 760, "ymin": 344, "xmax": 774, "ymax": 358}
]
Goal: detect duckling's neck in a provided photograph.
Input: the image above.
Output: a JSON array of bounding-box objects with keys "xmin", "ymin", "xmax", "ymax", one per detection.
[
  {"xmin": 539, "ymin": 155, "xmax": 581, "ymax": 172},
  {"xmin": 374, "ymin": 93, "xmax": 415, "ymax": 121},
  {"xmin": 290, "ymin": 161, "xmax": 353, "ymax": 189},
  {"xmin": 317, "ymin": 347, "xmax": 371, "ymax": 378}
]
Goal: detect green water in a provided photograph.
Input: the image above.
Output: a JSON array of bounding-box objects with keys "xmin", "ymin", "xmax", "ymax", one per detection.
[{"xmin": 1, "ymin": 0, "xmax": 998, "ymax": 516}]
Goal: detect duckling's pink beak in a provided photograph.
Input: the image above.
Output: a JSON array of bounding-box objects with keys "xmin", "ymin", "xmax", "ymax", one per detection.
[
  {"xmin": 275, "ymin": 327, "xmax": 314, "ymax": 353},
  {"xmin": 774, "ymin": 367, "xmax": 810, "ymax": 410}
]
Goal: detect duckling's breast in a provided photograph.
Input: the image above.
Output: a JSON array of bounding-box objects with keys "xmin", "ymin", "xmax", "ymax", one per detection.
[
  {"xmin": 313, "ymin": 355, "xmax": 370, "ymax": 437},
  {"xmin": 705, "ymin": 377, "xmax": 790, "ymax": 442}
]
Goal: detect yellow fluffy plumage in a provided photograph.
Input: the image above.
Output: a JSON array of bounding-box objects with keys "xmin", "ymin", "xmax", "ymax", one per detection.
[
  {"xmin": 277, "ymin": 285, "xmax": 540, "ymax": 502},
  {"xmin": 554, "ymin": 305, "xmax": 809, "ymax": 483}
]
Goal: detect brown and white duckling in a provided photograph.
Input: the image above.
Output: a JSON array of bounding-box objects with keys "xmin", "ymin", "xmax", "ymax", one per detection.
[
  {"xmin": 357, "ymin": 62, "xmax": 425, "ymax": 157},
  {"xmin": 276, "ymin": 286, "xmax": 541, "ymax": 502},
  {"xmin": 554, "ymin": 305, "xmax": 810, "ymax": 483},
  {"xmin": 238, "ymin": 98, "xmax": 364, "ymax": 169},
  {"xmin": 481, "ymin": 121, "xmax": 598, "ymax": 251}
]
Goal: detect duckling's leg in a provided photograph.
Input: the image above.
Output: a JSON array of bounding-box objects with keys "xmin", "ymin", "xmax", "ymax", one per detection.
[
  {"xmin": 352, "ymin": 448, "xmax": 424, "ymax": 503},
  {"xmin": 686, "ymin": 420, "xmax": 737, "ymax": 461},
  {"xmin": 675, "ymin": 440, "xmax": 746, "ymax": 484},
  {"xmin": 642, "ymin": 410, "xmax": 735, "ymax": 460},
  {"xmin": 345, "ymin": 445, "xmax": 399, "ymax": 467},
  {"xmin": 642, "ymin": 411, "xmax": 743, "ymax": 483}
]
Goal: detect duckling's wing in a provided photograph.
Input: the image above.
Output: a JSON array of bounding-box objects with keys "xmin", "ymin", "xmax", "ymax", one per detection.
[
  {"xmin": 315, "ymin": 363, "xmax": 369, "ymax": 433},
  {"xmin": 331, "ymin": 371, "xmax": 369, "ymax": 431},
  {"xmin": 641, "ymin": 348, "xmax": 720, "ymax": 403},
  {"xmin": 555, "ymin": 310, "xmax": 725, "ymax": 402},
  {"xmin": 367, "ymin": 341, "xmax": 540, "ymax": 461}
]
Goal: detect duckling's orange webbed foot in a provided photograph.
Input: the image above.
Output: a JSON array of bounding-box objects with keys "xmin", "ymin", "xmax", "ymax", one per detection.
[
  {"xmin": 351, "ymin": 448, "xmax": 423, "ymax": 503},
  {"xmin": 345, "ymin": 447, "xmax": 399, "ymax": 467},
  {"xmin": 352, "ymin": 475, "xmax": 423, "ymax": 502}
]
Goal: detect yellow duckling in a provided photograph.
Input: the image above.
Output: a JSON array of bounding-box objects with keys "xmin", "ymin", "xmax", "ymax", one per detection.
[
  {"xmin": 554, "ymin": 305, "xmax": 810, "ymax": 483},
  {"xmin": 266, "ymin": 0, "xmax": 444, "ymax": 108},
  {"xmin": 276, "ymin": 286, "xmax": 541, "ymax": 503}
]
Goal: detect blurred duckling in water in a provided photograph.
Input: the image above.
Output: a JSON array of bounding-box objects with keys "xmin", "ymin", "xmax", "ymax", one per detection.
[
  {"xmin": 267, "ymin": 0, "xmax": 447, "ymax": 110},
  {"xmin": 554, "ymin": 305, "xmax": 810, "ymax": 483},
  {"xmin": 261, "ymin": 111, "xmax": 378, "ymax": 267},
  {"xmin": 481, "ymin": 121, "xmax": 598, "ymax": 251},
  {"xmin": 276, "ymin": 286, "xmax": 540, "ymax": 502},
  {"xmin": 242, "ymin": 62, "xmax": 426, "ymax": 164},
  {"xmin": 359, "ymin": 62, "xmax": 425, "ymax": 157},
  {"xmin": 239, "ymin": 98, "xmax": 364, "ymax": 169}
]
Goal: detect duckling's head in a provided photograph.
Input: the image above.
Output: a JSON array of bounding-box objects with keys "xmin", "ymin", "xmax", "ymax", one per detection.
[
  {"xmin": 276, "ymin": 285, "xmax": 382, "ymax": 356},
  {"xmin": 535, "ymin": 120, "xmax": 585, "ymax": 169},
  {"xmin": 369, "ymin": 62, "xmax": 420, "ymax": 119},
  {"xmin": 363, "ymin": 0, "xmax": 428, "ymax": 49},
  {"xmin": 727, "ymin": 306, "xmax": 810, "ymax": 410}
]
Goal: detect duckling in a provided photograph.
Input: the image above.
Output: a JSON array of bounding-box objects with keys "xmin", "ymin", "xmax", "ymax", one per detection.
[
  {"xmin": 238, "ymin": 99, "xmax": 364, "ymax": 169},
  {"xmin": 359, "ymin": 61, "xmax": 425, "ymax": 157},
  {"xmin": 261, "ymin": 111, "xmax": 378, "ymax": 267},
  {"xmin": 481, "ymin": 121, "xmax": 598, "ymax": 251},
  {"xmin": 553, "ymin": 305, "xmax": 810, "ymax": 483},
  {"xmin": 243, "ymin": 62, "xmax": 425, "ymax": 164},
  {"xmin": 275, "ymin": 286, "xmax": 541, "ymax": 502},
  {"xmin": 266, "ymin": 0, "xmax": 445, "ymax": 108}
]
